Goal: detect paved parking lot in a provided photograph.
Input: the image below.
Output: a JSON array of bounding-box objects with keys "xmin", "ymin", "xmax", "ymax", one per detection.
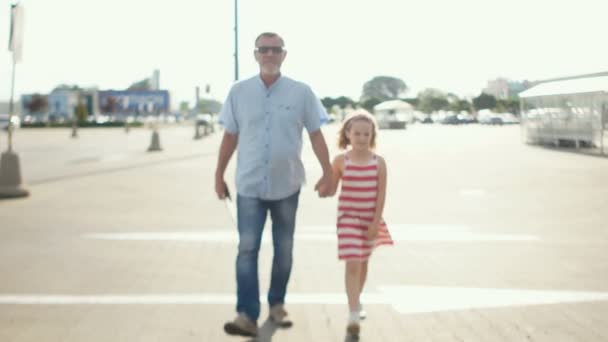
[{"xmin": 1, "ymin": 124, "xmax": 607, "ymax": 341}]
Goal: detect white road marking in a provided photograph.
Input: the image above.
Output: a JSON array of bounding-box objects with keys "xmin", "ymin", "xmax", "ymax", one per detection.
[
  {"xmin": 84, "ymin": 225, "xmax": 538, "ymax": 243},
  {"xmin": 379, "ymin": 286, "xmax": 608, "ymax": 313},
  {"xmin": 2, "ymin": 286, "xmax": 607, "ymax": 314}
]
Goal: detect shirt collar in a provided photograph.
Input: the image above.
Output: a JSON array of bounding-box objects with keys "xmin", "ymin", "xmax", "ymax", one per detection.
[{"xmin": 257, "ymin": 73, "xmax": 283, "ymax": 91}]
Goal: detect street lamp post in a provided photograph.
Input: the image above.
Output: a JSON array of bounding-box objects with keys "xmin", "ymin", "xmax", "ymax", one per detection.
[
  {"xmin": 0, "ymin": 2, "xmax": 29, "ymax": 198},
  {"xmin": 234, "ymin": 0, "xmax": 239, "ymax": 82},
  {"xmin": 7, "ymin": 59, "xmax": 16, "ymax": 151}
]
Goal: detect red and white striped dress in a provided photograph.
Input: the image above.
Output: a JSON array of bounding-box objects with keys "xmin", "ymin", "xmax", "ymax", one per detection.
[{"xmin": 337, "ymin": 153, "xmax": 394, "ymax": 260}]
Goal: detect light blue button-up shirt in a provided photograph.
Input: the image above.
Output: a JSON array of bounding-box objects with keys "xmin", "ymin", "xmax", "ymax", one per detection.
[{"xmin": 219, "ymin": 74, "xmax": 328, "ymax": 200}]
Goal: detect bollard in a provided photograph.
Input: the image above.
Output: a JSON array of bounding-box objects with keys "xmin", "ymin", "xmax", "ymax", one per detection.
[
  {"xmin": 147, "ymin": 129, "xmax": 162, "ymax": 152},
  {"xmin": 193, "ymin": 122, "xmax": 203, "ymax": 140},
  {"xmin": 0, "ymin": 151, "xmax": 29, "ymax": 198}
]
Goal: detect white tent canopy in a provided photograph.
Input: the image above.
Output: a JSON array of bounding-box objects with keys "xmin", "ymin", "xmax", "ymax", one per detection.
[
  {"xmin": 520, "ymin": 76, "xmax": 608, "ymax": 98},
  {"xmin": 373, "ymin": 100, "xmax": 413, "ymax": 111},
  {"xmin": 372, "ymin": 100, "xmax": 413, "ymax": 129}
]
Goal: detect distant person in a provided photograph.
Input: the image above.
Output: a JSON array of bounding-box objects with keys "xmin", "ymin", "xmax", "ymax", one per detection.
[
  {"xmin": 214, "ymin": 31, "xmax": 333, "ymax": 338},
  {"xmin": 329, "ymin": 110, "xmax": 394, "ymax": 339}
]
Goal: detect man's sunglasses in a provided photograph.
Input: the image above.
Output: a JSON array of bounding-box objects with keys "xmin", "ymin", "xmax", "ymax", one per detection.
[{"xmin": 255, "ymin": 46, "xmax": 284, "ymax": 54}]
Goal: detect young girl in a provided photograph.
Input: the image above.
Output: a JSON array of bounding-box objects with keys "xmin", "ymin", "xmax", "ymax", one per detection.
[{"xmin": 330, "ymin": 110, "xmax": 394, "ymax": 338}]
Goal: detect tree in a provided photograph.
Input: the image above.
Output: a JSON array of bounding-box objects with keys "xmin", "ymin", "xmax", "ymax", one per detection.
[
  {"xmin": 417, "ymin": 88, "xmax": 449, "ymax": 114},
  {"xmin": 361, "ymin": 76, "xmax": 407, "ymax": 102},
  {"xmin": 450, "ymin": 99, "xmax": 472, "ymax": 113},
  {"xmin": 321, "ymin": 97, "xmax": 337, "ymax": 111},
  {"xmin": 360, "ymin": 97, "xmax": 382, "ymax": 113},
  {"xmin": 25, "ymin": 94, "xmax": 48, "ymax": 114},
  {"xmin": 335, "ymin": 96, "xmax": 355, "ymax": 109},
  {"xmin": 443, "ymin": 93, "xmax": 472, "ymax": 113},
  {"xmin": 473, "ymin": 93, "xmax": 497, "ymax": 110},
  {"xmin": 179, "ymin": 101, "xmax": 190, "ymax": 113},
  {"xmin": 197, "ymin": 99, "xmax": 222, "ymax": 114},
  {"xmin": 321, "ymin": 96, "xmax": 355, "ymax": 113},
  {"xmin": 495, "ymin": 98, "xmax": 520, "ymax": 115},
  {"xmin": 74, "ymin": 99, "xmax": 88, "ymax": 123}
]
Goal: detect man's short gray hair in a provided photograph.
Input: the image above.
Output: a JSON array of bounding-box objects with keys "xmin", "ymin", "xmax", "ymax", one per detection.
[{"xmin": 254, "ymin": 32, "xmax": 285, "ymax": 47}]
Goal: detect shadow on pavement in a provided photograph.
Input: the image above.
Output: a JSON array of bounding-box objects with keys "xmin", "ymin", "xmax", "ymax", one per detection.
[
  {"xmin": 245, "ymin": 318, "xmax": 279, "ymax": 342},
  {"xmin": 343, "ymin": 334, "xmax": 360, "ymax": 342},
  {"xmin": 28, "ymin": 152, "xmax": 215, "ymax": 186}
]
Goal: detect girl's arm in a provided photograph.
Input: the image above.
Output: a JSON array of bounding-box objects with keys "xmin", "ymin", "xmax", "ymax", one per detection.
[
  {"xmin": 369, "ymin": 156, "xmax": 387, "ymax": 238},
  {"xmin": 328, "ymin": 154, "xmax": 344, "ymax": 196}
]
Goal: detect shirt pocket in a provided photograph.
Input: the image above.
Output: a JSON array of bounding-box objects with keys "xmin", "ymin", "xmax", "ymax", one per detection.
[{"xmin": 275, "ymin": 102, "xmax": 302, "ymax": 128}]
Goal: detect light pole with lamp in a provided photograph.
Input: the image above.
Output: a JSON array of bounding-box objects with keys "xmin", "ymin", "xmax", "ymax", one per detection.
[
  {"xmin": 234, "ymin": 0, "xmax": 239, "ymax": 82},
  {"xmin": 0, "ymin": 2, "xmax": 29, "ymax": 198}
]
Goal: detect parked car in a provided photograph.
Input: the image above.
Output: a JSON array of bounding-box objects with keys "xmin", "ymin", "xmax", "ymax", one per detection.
[
  {"xmin": 441, "ymin": 115, "xmax": 461, "ymax": 125},
  {"xmin": 420, "ymin": 116, "xmax": 433, "ymax": 124},
  {"xmin": 500, "ymin": 113, "xmax": 520, "ymax": 124},
  {"xmin": 489, "ymin": 116, "xmax": 504, "ymax": 125},
  {"xmin": 478, "ymin": 110, "xmax": 500, "ymax": 125}
]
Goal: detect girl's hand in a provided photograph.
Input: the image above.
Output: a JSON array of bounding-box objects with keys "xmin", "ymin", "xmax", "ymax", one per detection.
[{"xmin": 367, "ymin": 221, "xmax": 380, "ymax": 240}]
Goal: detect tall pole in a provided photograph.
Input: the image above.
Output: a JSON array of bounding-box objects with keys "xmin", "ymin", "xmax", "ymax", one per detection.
[
  {"xmin": 7, "ymin": 60, "xmax": 16, "ymax": 152},
  {"xmin": 602, "ymin": 103, "xmax": 605, "ymax": 155},
  {"xmin": 0, "ymin": 2, "xmax": 28, "ymax": 198},
  {"xmin": 234, "ymin": 0, "xmax": 239, "ymax": 81}
]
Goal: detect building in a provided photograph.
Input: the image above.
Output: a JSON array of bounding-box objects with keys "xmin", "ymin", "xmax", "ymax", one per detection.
[
  {"xmin": 98, "ymin": 90, "xmax": 170, "ymax": 116},
  {"xmin": 484, "ymin": 78, "xmax": 531, "ymax": 99},
  {"xmin": 48, "ymin": 90, "xmax": 79, "ymax": 119}
]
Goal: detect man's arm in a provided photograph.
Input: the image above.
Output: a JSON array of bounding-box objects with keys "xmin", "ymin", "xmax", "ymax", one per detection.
[
  {"xmin": 309, "ymin": 129, "xmax": 333, "ymax": 197},
  {"xmin": 215, "ymin": 131, "xmax": 238, "ymax": 199}
]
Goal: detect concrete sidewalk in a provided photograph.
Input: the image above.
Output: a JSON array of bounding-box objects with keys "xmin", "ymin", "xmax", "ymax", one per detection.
[{"xmin": 1, "ymin": 124, "xmax": 608, "ymax": 341}]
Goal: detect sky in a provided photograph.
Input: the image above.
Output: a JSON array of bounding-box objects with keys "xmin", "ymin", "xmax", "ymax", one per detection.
[{"xmin": 1, "ymin": 0, "xmax": 607, "ymax": 108}]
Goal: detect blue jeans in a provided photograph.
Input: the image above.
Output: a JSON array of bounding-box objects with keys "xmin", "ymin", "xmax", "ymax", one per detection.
[{"xmin": 235, "ymin": 190, "xmax": 300, "ymax": 321}]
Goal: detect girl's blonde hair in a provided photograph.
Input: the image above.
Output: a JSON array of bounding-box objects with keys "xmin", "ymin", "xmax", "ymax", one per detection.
[{"xmin": 337, "ymin": 110, "xmax": 378, "ymax": 150}]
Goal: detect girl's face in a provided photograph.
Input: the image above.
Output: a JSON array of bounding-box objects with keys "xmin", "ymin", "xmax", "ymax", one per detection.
[{"xmin": 346, "ymin": 119, "xmax": 373, "ymax": 151}]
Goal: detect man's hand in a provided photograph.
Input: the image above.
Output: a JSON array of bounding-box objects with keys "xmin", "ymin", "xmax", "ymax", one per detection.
[
  {"xmin": 215, "ymin": 176, "xmax": 229, "ymax": 200},
  {"xmin": 309, "ymin": 130, "xmax": 332, "ymax": 198},
  {"xmin": 214, "ymin": 132, "xmax": 237, "ymax": 200},
  {"xmin": 314, "ymin": 172, "xmax": 332, "ymax": 198}
]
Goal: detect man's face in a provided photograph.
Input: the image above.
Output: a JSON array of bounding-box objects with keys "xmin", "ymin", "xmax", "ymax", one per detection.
[{"xmin": 254, "ymin": 36, "xmax": 286, "ymax": 76}]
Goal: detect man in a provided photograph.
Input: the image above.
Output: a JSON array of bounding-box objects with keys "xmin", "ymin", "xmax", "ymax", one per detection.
[{"xmin": 215, "ymin": 32, "xmax": 332, "ymax": 337}]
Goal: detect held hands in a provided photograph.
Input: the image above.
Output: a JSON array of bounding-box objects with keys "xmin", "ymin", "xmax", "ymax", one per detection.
[
  {"xmin": 367, "ymin": 221, "xmax": 380, "ymax": 240},
  {"xmin": 314, "ymin": 172, "xmax": 332, "ymax": 198}
]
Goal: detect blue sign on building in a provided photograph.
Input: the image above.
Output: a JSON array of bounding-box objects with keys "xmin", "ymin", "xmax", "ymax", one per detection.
[{"xmin": 98, "ymin": 90, "xmax": 170, "ymax": 114}]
